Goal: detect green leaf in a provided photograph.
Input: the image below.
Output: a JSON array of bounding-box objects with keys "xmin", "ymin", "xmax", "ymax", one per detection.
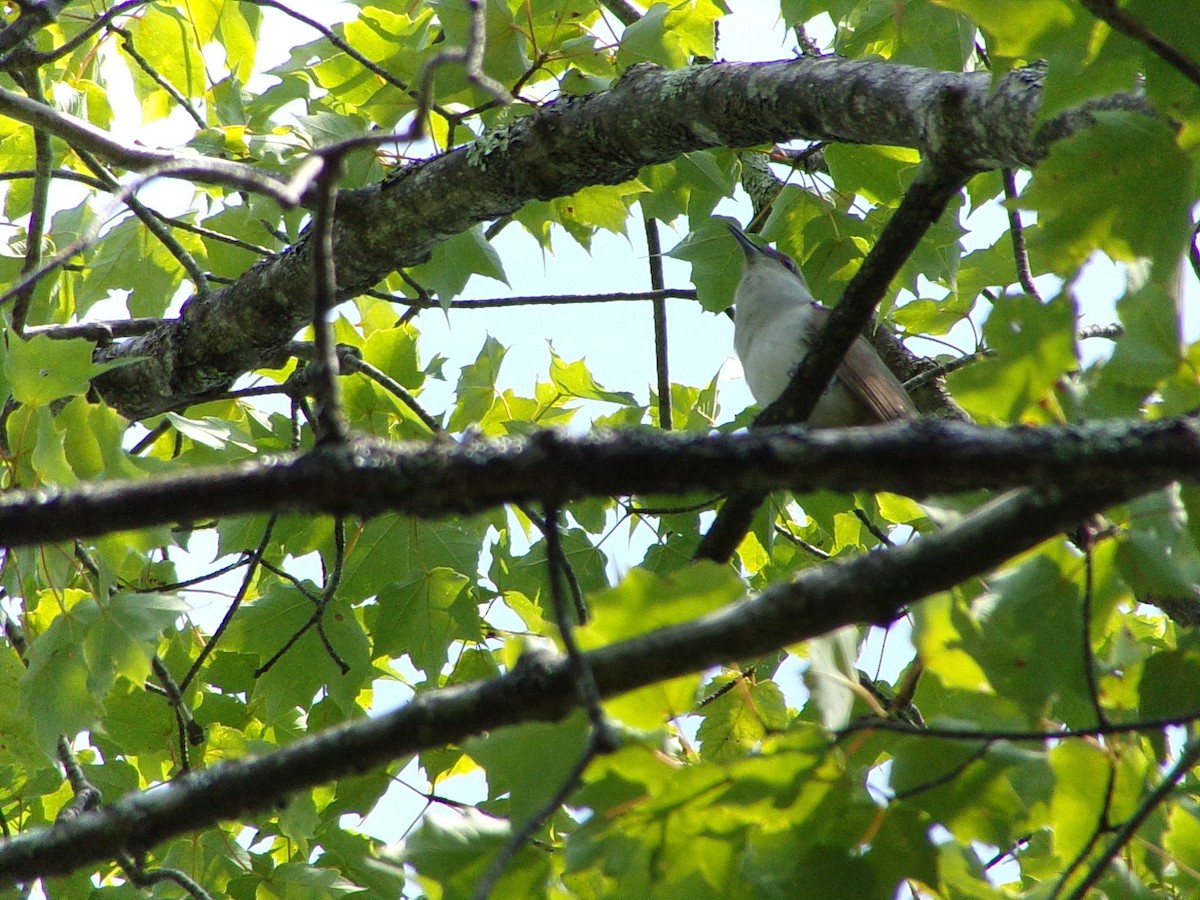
[
  {"xmin": 227, "ymin": 585, "xmax": 370, "ymax": 721},
  {"xmin": 465, "ymin": 714, "xmax": 590, "ymax": 826},
  {"xmin": 1019, "ymin": 113, "xmax": 1193, "ymax": 277},
  {"xmin": 19, "ymin": 594, "xmax": 104, "ymax": 754},
  {"xmin": 339, "ymin": 517, "xmax": 484, "ymax": 603},
  {"xmin": 1116, "ymin": 489, "xmax": 1200, "ymax": 604},
  {"xmin": 892, "ymin": 738, "xmax": 1041, "ymax": 847},
  {"xmin": 578, "ymin": 564, "xmax": 743, "ymax": 647},
  {"xmin": 127, "ymin": 7, "xmax": 207, "ymax": 112},
  {"xmin": 696, "ymin": 677, "xmax": 789, "ymax": 760},
  {"xmin": 447, "ymin": 336, "xmax": 506, "ymax": 432},
  {"xmin": 80, "ymin": 215, "xmax": 201, "ymax": 317},
  {"xmin": 84, "ymin": 592, "xmax": 188, "ymax": 692},
  {"xmin": 411, "ymin": 227, "xmax": 508, "ymax": 302},
  {"xmin": 404, "ymin": 808, "xmax": 551, "ymax": 898},
  {"xmin": 553, "ymin": 181, "xmax": 650, "ymax": 244},
  {"xmin": 373, "ymin": 568, "xmax": 482, "ymax": 675},
  {"xmin": 825, "ymin": 144, "xmax": 921, "ymax": 205},
  {"xmin": 549, "ymin": 349, "xmax": 637, "ymax": 405},
  {"xmin": 804, "ymin": 626, "xmax": 859, "ymax": 730},
  {"xmin": 1048, "ymin": 741, "xmax": 1112, "ymax": 866},
  {"xmin": 618, "ymin": 1, "xmax": 723, "ymax": 68},
  {"xmin": 947, "ymin": 292, "xmax": 1078, "ymax": 423},
  {"xmin": 1165, "ymin": 804, "xmax": 1200, "ymax": 894},
  {"xmin": 1139, "ymin": 650, "xmax": 1200, "ymax": 721},
  {"xmin": 670, "ymin": 217, "xmax": 746, "ymax": 313},
  {"xmin": 5, "ymin": 335, "xmax": 125, "ymax": 406},
  {"xmin": 1087, "ymin": 280, "xmax": 1184, "ymax": 418}
]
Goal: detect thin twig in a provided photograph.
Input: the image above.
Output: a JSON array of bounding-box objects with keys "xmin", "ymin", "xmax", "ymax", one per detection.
[
  {"xmin": 644, "ymin": 216, "xmax": 672, "ymax": 429},
  {"xmin": 181, "ymin": 516, "xmax": 277, "ymax": 692},
  {"xmin": 901, "ymin": 350, "xmax": 994, "ymax": 392},
  {"xmin": 74, "ymin": 148, "xmax": 210, "ymax": 298},
  {"xmin": 889, "ymin": 743, "xmax": 990, "ymax": 801},
  {"xmin": 24, "ymin": 317, "xmax": 165, "ymax": 342},
  {"xmin": 341, "ymin": 354, "xmax": 442, "ymax": 434},
  {"xmin": 0, "ymin": 87, "xmax": 307, "ymax": 201},
  {"xmin": 9, "ymin": 69, "xmax": 51, "ymax": 334},
  {"xmin": 10, "ymin": 0, "xmax": 149, "ymax": 67},
  {"xmin": 544, "ymin": 504, "xmax": 609, "ymax": 736},
  {"xmin": 151, "ymin": 656, "xmax": 205, "ymax": 753},
  {"xmin": 471, "ymin": 740, "xmax": 599, "ymax": 900},
  {"xmin": 1067, "ymin": 737, "xmax": 1200, "ymax": 899},
  {"xmin": 837, "ymin": 712, "xmax": 1200, "ymax": 743},
  {"xmin": 256, "ymin": 518, "xmax": 349, "ymax": 676},
  {"xmin": 774, "ymin": 523, "xmax": 831, "ymax": 560},
  {"xmin": 1002, "ymin": 168, "xmax": 1041, "ymax": 299},
  {"xmin": 397, "ymin": 288, "xmax": 696, "ymax": 309},
  {"xmin": 306, "ymin": 155, "xmax": 349, "ymax": 443},
  {"xmin": 0, "ymin": 0, "xmax": 71, "ymax": 60},
  {"xmin": 118, "ymin": 851, "xmax": 214, "ymax": 900},
  {"xmin": 1081, "ymin": 0, "xmax": 1200, "ymax": 90},
  {"xmin": 55, "ymin": 736, "xmax": 102, "ymax": 821},
  {"xmin": 110, "ymin": 24, "xmax": 205, "ymax": 129},
  {"xmin": 0, "ymin": 167, "xmax": 107, "ymax": 189}
]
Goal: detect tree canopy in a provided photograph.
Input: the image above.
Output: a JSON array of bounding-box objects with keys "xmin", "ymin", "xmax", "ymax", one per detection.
[{"xmin": 0, "ymin": 1, "xmax": 1199, "ymax": 898}]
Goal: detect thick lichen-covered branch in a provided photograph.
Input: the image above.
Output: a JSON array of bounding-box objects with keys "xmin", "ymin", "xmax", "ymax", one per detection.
[{"xmin": 88, "ymin": 58, "xmax": 1145, "ymax": 419}]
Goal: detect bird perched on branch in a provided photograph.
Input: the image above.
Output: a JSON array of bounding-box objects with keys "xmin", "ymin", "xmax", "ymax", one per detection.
[{"xmin": 727, "ymin": 222, "xmax": 916, "ymax": 427}]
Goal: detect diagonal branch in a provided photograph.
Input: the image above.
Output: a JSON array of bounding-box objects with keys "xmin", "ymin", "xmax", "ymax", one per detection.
[
  {"xmin": 84, "ymin": 58, "xmax": 1151, "ymax": 420},
  {"xmin": 695, "ymin": 164, "xmax": 971, "ymax": 563},
  {"xmin": 0, "ymin": 473, "xmax": 1150, "ymax": 883}
]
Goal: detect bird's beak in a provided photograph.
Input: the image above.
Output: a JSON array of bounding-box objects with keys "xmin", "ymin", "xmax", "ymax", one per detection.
[{"xmin": 726, "ymin": 222, "xmax": 763, "ymax": 257}]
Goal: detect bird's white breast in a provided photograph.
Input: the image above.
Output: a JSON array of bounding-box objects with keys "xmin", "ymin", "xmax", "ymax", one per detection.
[{"xmin": 733, "ymin": 264, "xmax": 818, "ymax": 405}]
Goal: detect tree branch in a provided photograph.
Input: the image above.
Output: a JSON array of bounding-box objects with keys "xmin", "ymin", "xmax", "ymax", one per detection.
[
  {"xmin": 0, "ymin": 418, "xmax": 1197, "ymax": 547},
  {"xmin": 85, "ymin": 58, "xmax": 1150, "ymax": 420},
  {"xmin": 0, "ymin": 471, "xmax": 1150, "ymax": 883}
]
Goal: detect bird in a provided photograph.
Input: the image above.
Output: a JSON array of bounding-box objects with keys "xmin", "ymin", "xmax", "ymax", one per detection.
[{"xmin": 727, "ymin": 221, "xmax": 916, "ymax": 427}]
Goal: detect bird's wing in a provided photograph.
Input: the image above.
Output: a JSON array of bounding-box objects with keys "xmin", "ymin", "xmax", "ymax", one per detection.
[
  {"xmin": 803, "ymin": 305, "xmax": 917, "ymax": 422},
  {"xmin": 836, "ymin": 336, "xmax": 918, "ymax": 422}
]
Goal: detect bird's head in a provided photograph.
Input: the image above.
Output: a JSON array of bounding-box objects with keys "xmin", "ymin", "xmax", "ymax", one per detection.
[{"xmin": 726, "ymin": 222, "xmax": 808, "ymax": 287}]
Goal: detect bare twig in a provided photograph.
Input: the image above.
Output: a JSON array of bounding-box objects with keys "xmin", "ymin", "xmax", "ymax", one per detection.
[
  {"xmin": 110, "ymin": 24, "xmax": 205, "ymax": 129},
  {"xmin": 472, "ymin": 509, "xmax": 615, "ymax": 898},
  {"xmin": 256, "ymin": 517, "xmax": 349, "ymax": 676},
  {"xmin": 73, "ymin": 148, "xmax": 210, "ymax": 297},
  {"xmin": 1081, "ymin": 0, "xmax": 1200, "ymax": 90},
  {"xmin": 399, "ymin": 288, "xmax": 697, "ymax": 309},
  {"xmin": 1068, "ymin": 737, "xmax": 1200, "ymax": 899},
  {"xmin": 55, "ymin": 736, "xmax": 102, "ymax": 822},
  {"xmin": 0, "ymin": 0, "xmax": 71, "ymax": 59},
  {"xmin": 644, "ymin": 215, "xmax": 672, "ymax": 429},
  {"xmin": 151, "ymin": 656, "xmax": 204, "ymax": 755},
  {"xmin": 472, "ymin": 739, "xmax": 599, "ymax": 900},
  {"xmin": 0, "ymin": 87, "xmax": 307, "ymax": 201},
  {"xmin": 180, "ymin": 517, "xmax": 278, "ymax": 693},
  {"xmin": 1003, "ymin": 168, "xmax": 1041, "ymax": 299},
  {"xmin": 307, "ymin": 156, "xmax": 350, "ymax": 443},
  {"xmin": 9, "ymin": 69, "xmax": 52, "ymax": 334},
  {"xmin": 118, "ymin": 851, "xmax": 214, "ymax": 900},
  {"xmin": 10, "ymin": 0, "xmax": 149, "ymax": 67},
  {"xmin": 695, "ymin": 163, "xmax": 971, "ymax": 563}
]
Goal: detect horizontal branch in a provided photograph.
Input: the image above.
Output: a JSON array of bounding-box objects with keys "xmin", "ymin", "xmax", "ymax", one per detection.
[
  {"xmin": 0, "ymin": 469, "xmax": 1152, "ymax": 882},
  {"xmin": 0, "ymin": 418, "xmax": 1196, "ymax": 547}
]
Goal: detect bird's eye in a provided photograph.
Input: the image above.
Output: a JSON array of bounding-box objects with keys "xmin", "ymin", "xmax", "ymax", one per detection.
[{"xmin": 770, "ymin": 248, "xmax": 798, "ymax": 274}]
